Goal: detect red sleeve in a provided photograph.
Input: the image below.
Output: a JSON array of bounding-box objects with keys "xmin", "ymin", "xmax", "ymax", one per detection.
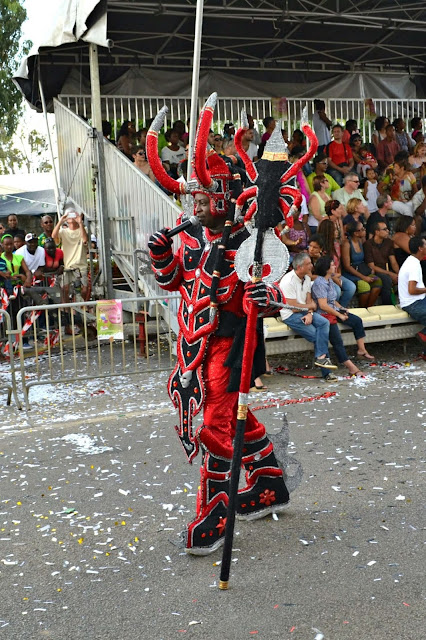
[{"xmin": 345, "ymin": 143, "xmax": 353, "ymax": 159}]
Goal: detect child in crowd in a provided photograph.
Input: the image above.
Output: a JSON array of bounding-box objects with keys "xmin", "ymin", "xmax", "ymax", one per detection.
[
  {"xmin": 363, "ymin": 168, "xmax": 380, "ymax": 216},
  {"xmin": 357, "ymin": 145, "xmax": 378, "ymax": 177}
]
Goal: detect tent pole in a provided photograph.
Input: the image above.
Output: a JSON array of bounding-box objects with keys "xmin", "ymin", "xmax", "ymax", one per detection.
[
  {"xmin": 38, "ymin": 78, "xmax": 61, "ymax": 211},
  {"xmin": 89, "ymin": 44, "xmax": 103, "ymax": 131},
  {"xmin": 186, "ymin": 0, "xmax": 204, "ymax": 183}
]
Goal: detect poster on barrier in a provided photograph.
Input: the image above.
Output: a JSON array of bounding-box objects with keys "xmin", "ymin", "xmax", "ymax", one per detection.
[{"xmin": 96, "ymin": 299, "xmax": 124, "ymax": 341}]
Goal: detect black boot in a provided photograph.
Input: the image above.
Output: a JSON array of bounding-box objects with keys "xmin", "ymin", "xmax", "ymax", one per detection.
[
  {"xmin": 186, "ymin": 449, "xmax": 231, "ymax": 555},
  {"xmin": 236, "ymin": 435, "xmax": 290, "ymax": 521}
]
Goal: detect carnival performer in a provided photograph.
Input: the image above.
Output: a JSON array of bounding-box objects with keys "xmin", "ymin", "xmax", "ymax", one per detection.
[{"xmin": 147, "ymin": 94, "xmax": 317, "ymax": 555}]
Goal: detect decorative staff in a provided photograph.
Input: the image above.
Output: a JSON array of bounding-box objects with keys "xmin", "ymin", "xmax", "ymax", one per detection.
[{"xmin": 219, "ymin": 109, "xmax": 318, "ymax": 589}]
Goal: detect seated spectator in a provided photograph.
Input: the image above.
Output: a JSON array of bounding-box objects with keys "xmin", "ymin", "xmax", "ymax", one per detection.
[
  {"xmin": 324, "ymin": 199, "xmax": 345, "ymax": 248},
  {"xmin": 172, "ymin": 120, "xmax": 187, "ymax": 147},
  {"xmin": 278, "ymin": 252, "xmax": 337, "ymax": 378},
  {"xmin": 207, "ymin": 129, "xmax": 215, "ymax": 148},
  {"xmin": 343, "ymin": 119, "xmax": 358, "ymax": 145},
  {"xmin": 308, "ymin": 233, "xmax": 325, "ymax": 276},
  {"xmin": 341, "ymin": 222, "xmax": 382, "ymax": 308},
  {"xmin": 102, "ymin": 120, "xmax": 114, "ymax": 143},
  {"xmin": 213, "ymin": 133, "xmax": 223, "ymax": 154},
  {"xmin": 13, "ymin": 234, "xmax": 25, "ymax": 251},
  {"xmin": 161, "ymin": 130, "xmax": 186, "ymax": 179},
  {"xmin": 372, "ymin": 116, "xmax": 389, "ymax": 150},
  {"xmin": 366, "ymin": 194, "xmax": 393, "ymax": 238},
  {"xmin": 397, "ymin": 236, "xmax": 426, "ymax": 349},
  {"xmin": 343, "ymin": 197, "xmax": 367, "ymax": 229},
  {"xmin": 349, "ymin": 133, "xmax": 363, "ymax": 170},
  {"xmin": 223, "ymin": 123, "xmax": 235, "ymax": 140},
  {"xmin": 38, "ymin": 215, "xmax": 54, "ymax": 246},
  {"xmin": 307, "ymin": 155, "xmax": 340, "ymax": 195},
  {"xmin": 412, "ymin": 175, "xmax": 426, "ymax": 232},
  {"xmin": 288, "ymin": 129, "xmax": 306, "ymax": 152},
  {"xmin": 307, "ymin": 176, "xmax": 331, "ymax": 232},
  {"xmin": 117, "ymin": 121, "xmax": 136, "ymax": 160},
  {"xmin": 363, "ymin": 221, "xmax": 399, "ymax": 304},
  {"xmin": 312, "ymin": 255, "xmax": 374, "ymax": 375},
  {"xmin": 410, "ymin": 117, "xmax": 422, "ymax": 144},
  {"xmin": 15, "ymin": 233, "xmax": 45, "ymax": 280},
  {"xmin": 408, "ymin": 141, "xmax": 426, "ymax": 185},
  {"xmin": 363, "ymin": 167, "xmax": 381, "ymax": 217},
  {"xmin": 393, "ymin": 215, "xmax": 425, "ymax": 270},
  {"xmin": 357, "ymin": 145, "xmax": 378, "ymax": 177},
  {"xmin": 289, "ymin": 147, "xmax": 311, "ymax": 200},
  {"xmin": 376, "ymin": 124, "xmax": 401, "ymax": 171},
  {"xmin": 334, "ymin": 173, "xmax": 369, "ymax": 218},
  {"xmin": 318, "ymin": 216, "xmax": 356, "ymax": 308},
  {"xmin": 280, "ymin": 206, "xmax": 310, "ymax": 259},
  {"xmin": 43, "ymin": 238, "xmax": 64, "ymax": 275},
  {"xmin": 132, "ymin": 145, "xmax": 156, "ymax": 182},
  {"xmin": 5, "ymin": 214, "xmax": 25, "ymax": 239},
  {"xmin": 413, "ymin": 131, "xmax": 425, "ymax": 145},
  {"xmin": 382, "ymin": 154, "xmax": 417, "ymax": 203},
  {"xmin": 393, "ymin": 118, "xmax": 414, "ymax": 153},
  {"xmin": 326, "ymin": 124, "xmax": 354, "ymax": 186},
  {"xmin": 312, "ymin": 99, "xmax": 332, "ymax": 154},
  {"xmin": 240, "ymin": 128, "xmax": 258, "ymax": 161}
]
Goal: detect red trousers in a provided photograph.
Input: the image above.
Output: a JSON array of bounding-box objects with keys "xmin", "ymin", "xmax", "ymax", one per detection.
[{"xmin": 198, "ymin": 336, "xmax": 266, "ymax": 458}]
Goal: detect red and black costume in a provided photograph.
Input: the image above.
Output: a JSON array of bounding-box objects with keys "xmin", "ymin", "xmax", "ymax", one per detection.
[{"xmin": 147, "ymin": 94, "xmax": 317, "ymax": 555}]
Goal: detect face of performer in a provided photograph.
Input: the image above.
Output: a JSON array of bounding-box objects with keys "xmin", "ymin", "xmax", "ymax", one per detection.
[{"xmin": 194, "ymin": 193, "xmax": 225, "ymax": 233}]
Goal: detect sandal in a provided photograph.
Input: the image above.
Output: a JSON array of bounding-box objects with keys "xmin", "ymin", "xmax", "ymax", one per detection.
[
  {"xmin": 250, "ymin": 385, "xmax": 268, "ymax": 392},
  {"xmin": 350, "ymin": 369, "xmax": 364, "ymax": 378},
  {"xmin": 357, "ymin": 351, "xmax": 375, "ymax": 360}
]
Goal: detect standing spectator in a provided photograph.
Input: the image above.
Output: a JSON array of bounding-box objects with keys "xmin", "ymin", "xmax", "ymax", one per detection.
[
  {"xmin": 136, "ymin": 127, "xmax": 148, "ymax": 149},
  {"xmin": 307, "ymin": 156, "xmax": 340, "ymax": 195},
  {"xmin": 342, "ymin": 119, "xmax": 358, "ymax": 145},
  {"xmin": 363, "ymin": 221, "xmax": 399, "ymax": 303},
  {"xmin": 117, "ymin": 121, "xmax": 136, "ymax": 160},
  {"xmin": 372, "ymin": 116, "xmax": 389, "ymax": 150},
  {"xmin": 161, "ymin": 130, "xmax": 186, "ymax": 179},
  {"xmin": 333, "ymin": 173, "xmax": 369, "ymax": 217},
  {"xmin": 43, "ymin": 238, "xmax": 64, "ymax": 276},
  {"xmin": 240, "ymin": 128, "xmax": 258, "ymax": 161},
  {"xmin": 5, "ymin": 214, "xmax": 25, "ymax": 238},
  {"xmin": 132, "ymin": 146, "xmax": 156, "ymax": 182},
  {"xmin": 312, "ymin": 255, "xmax": 374, "ymax": 373},
  {"xmin": 52, "ymin": 208, "xmax": 89, "ymax": 307},
  {"xmin": 1, "ymin": 234, "xmax": 33, "ymax": 348},
  {"xmin": 410, "ymin": 117, "xmax": 423, "ymax": 144},
  {"xmin": 376, "ymin": 124, "xmax": 400, "ymax": 171},
  {"xmin": 279, "ymin": 252, "xmax": 337, "ymax": 378},
  {"xmin": 393, "ymin": 118, "xmax": 413, "ymax": 153},
  {"xmin": 307, "ymin": 176, "xmax": 331, "ymax": 233},
  {"xmin": 13, "ymin": 234, "xmax": 25, "ymax": 251},
  {"xmin": 38, "ymin": 215, "xmax": 54, "ymax": 246},
  {"xmin": 312, "ymin": 100, "xmax": 332, "ymax": 154},
  {"xmin": 15, "ymin": 233, "xmax": 45, "ymax": 280},
  {"xmin": 246, "ymin": 114, "xmax": 261, "ymax": 146},
  {"xmin": 363, "ymin": 168, "xmax": 381, "ymax": 217},
  {"xmin": 366, "ymin": 194, "xmax": 393, "ymax": 238},
  {"xmin": 0, "ymin": 222, "xmax": 5, "ymax": 238},
  {"xmin": 326, "ymin": 124, "xmax": 354, "ymax": 186},
  {"xmin": 341, "ymin": 223, "xmax": 382, "ymax": 308},
  {"xmin": 398, "ymin": 236, "xmax": 426, "ymax": 347}
]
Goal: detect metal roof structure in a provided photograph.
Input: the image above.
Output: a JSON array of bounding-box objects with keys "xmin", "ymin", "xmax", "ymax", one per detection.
[{"xmin": 15, "ymin": 0, "xmax": 426, "ymax": 109}]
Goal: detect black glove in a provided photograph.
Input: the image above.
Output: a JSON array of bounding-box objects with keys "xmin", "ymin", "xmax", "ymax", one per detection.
[
  {"xmin": 148, "ymin": 229, "xmax": 172, "ymax": 255},
  {"xmin": 243, "ymin": 281, "xmax": 269, "ymax": 313}
]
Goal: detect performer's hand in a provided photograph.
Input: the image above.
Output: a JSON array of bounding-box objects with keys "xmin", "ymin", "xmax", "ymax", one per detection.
[
  {"xmin": 243, "ymin": 281, "xmax": 269, "ymax": 313},
  {"xmin": 148, "ymin": 228, "xmax": 172, "ymax": 254}
]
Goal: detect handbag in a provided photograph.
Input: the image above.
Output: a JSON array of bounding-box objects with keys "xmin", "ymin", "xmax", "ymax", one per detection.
[
  {"xmin": 320, "ymin": 312, "xmax": 338, "ymax": 325},
  {"xmin": 356, "ymin": 262, "xmax": 372, "ymax": 277}
]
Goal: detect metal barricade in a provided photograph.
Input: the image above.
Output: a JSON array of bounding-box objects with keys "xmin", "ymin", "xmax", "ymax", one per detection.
[
  {"xmin": 15, "ymin": 295, "xmax": 178, "ymax": 410},
  {"xmin": 0, "ymin": 309, "xmax": 22, "ymax": 409}
]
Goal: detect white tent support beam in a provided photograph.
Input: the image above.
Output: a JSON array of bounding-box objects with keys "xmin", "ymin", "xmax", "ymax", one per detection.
[
  {"xmin": 89, "ymin": 44, "xmax": 103, "ymax": 131},
  {"xmin": 38, "ymin": 79, "xmax": 61, "ymax": 211}
]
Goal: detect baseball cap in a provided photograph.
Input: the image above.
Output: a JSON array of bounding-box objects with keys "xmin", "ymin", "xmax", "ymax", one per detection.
[{"xmin": 25, "ymin": 233, "xmax": 38, "ymax": 241}]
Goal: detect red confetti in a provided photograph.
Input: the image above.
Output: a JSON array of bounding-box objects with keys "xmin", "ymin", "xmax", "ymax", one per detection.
[
  {"xmin": 250, "ymin": 391, "xmax": 337, "ymax": 412},
  {"xmin": 290, "ymin": 626, "xmax": 296, "ymax": 633},
  {"xmin": 274, "ymin": 604, "xmax": 279, "ymax": 609},
  {"xmin": 403, "ymin": 602, "xmax": 410, "ymax": 606}
]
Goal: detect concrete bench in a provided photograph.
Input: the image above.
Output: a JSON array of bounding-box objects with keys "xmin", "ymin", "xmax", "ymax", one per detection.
[{"xmin": 264, "ymin": 305, "xmax": 423, "ymax": 356}]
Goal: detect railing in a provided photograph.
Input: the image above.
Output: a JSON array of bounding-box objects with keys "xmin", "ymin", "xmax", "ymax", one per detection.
[
  {"xmin": 102, "ymin": 139, "xmax": 181, "ymax": 298},
  {"xmin": 59, "ymin": 94, "xmax": 426, "ymax": 142},
  {"xmin": 0, "ymin": 309, "xmax": 22, "ymax": 409},
  {"xmin": 15, "ymin": 296, "xmax": 178, "ymax": 410}
]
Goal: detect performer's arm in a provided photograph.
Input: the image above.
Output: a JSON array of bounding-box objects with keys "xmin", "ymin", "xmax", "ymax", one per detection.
[{"xmin": 148, "ymin": 229, "xmax": 183, "ymax": 291}]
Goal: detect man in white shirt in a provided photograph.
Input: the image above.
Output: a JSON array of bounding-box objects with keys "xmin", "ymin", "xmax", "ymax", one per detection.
[
  {"xmin": 398, "ymin": 236, "xmax": 426, "ymax": 348},
  {"xmin": 241, "ymin": 128, "xmax": 258, "ymax": 161},
  {"xmin": 15, "ymin": 233, "xmax": 45, "ymax": 278},
  {"xmin": 279, "ymin": 252, "xmax": 337, "ymax": 378}
]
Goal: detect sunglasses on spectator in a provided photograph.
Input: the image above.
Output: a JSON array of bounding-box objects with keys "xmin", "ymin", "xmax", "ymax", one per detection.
[
  {"xmin": 214, "ymin": 137, "xmax": 222, "ymax": 141},
  {"xmin": 351, "ymin": 179, "xmax": 360, "ymax": 183},
  {"xmin": 137, "ymin": 151, "xmax": 146, "ymax": 156}
]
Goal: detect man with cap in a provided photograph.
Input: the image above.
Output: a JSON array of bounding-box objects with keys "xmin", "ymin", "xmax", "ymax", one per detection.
[{"xmin": 15, "ymin": 233, "xmax": 45, "ymax": 280}]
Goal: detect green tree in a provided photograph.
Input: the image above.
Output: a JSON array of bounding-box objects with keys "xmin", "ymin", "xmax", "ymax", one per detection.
[{"xmin": 0, "ymin": 0, "xmax": 30, "ymax": 138}]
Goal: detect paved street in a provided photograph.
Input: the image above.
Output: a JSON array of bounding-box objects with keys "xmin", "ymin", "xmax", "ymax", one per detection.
[{"xmin": 0, "ymin": 340, "xmax": 424, "ymax": 640}]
